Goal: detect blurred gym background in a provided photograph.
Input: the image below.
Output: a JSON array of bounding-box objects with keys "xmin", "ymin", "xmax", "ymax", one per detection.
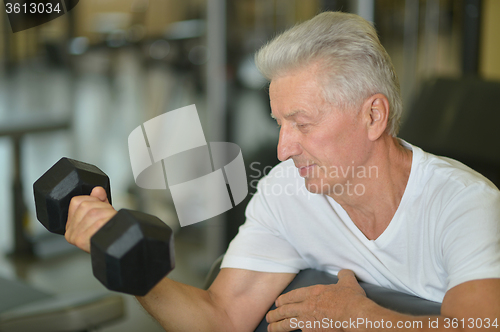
[{"xmin": 0, "ymin": 0, "xmax": 499, "ymax": 331}]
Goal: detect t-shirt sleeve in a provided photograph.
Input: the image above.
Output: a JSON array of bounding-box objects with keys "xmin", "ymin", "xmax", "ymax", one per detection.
[
  {"xmin": 440, "ymin": 183, "xmax": 500, "ymax": 291},
  {"xmin": 221, "ymin": 178, "xmax": 309, "ymax": 273}
]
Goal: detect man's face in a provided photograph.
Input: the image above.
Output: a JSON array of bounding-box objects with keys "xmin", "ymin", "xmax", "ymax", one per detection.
[{"xmin": 269, "ymin": 64, "xmax": 371, "ymax": 195}]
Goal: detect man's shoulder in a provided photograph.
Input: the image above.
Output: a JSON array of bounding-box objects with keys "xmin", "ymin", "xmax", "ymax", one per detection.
[
  {"xmin": 412, "ymin": 145, "xmax": 500, "ymax": 208},
  {"xmin": 420, "ymin": 149, "xmax": 497, "ymax": 188}
]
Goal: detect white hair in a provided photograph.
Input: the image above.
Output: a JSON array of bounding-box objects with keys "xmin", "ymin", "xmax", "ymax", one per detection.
[{"xmin": 255, "ymin": 11, "xmax": 402, "ymax": 136}]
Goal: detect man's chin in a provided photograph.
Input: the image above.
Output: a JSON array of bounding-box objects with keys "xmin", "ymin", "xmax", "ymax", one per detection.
[{"xmin": 304, "ymin": 178, "xmax": 329, "ymax": 194}]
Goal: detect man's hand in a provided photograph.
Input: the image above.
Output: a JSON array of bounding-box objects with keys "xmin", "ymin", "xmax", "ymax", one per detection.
[
  {"xmin": 65, "ymin": 186, "xmax": 117, "ymax": 253},
  {"xmin": 266, "ymin": 270, "xmax": 368, "ymax": 332}
]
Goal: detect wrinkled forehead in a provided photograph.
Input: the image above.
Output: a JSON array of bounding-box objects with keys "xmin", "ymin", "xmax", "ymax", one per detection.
[{"xmin": 269, "ymin": 69, "xmax": 331, "ymax": 120}]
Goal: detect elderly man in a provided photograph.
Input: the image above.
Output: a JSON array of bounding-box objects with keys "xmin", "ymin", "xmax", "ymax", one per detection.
[{"xmin": 65, "ymin": 11, "xmax": 500, "ymax": 331}]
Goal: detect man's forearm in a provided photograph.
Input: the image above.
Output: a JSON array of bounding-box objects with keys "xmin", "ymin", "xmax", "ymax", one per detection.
[{"xmin": 136, "ymin": 277, "xmax": 235, "ymax": 332}]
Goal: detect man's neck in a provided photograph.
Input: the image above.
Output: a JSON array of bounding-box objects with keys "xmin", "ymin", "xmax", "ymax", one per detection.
[{"xmin": 329, "ymin": 135, "xmax": 413, "ymax": 240}]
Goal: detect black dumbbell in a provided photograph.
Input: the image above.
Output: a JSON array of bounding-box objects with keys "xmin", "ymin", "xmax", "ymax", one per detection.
[{"xmin": 33, "ymin": 157, "xmax": 175, "ymax": 296}]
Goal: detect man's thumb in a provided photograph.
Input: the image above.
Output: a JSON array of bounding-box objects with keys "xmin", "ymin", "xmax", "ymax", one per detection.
[
  {"xmin": 337, "ymin": 269, "xmax": 356, "ymax": 282},
  {"xmin": 90, "ymin": 186, "xmax": 110, "ymax": 203}
]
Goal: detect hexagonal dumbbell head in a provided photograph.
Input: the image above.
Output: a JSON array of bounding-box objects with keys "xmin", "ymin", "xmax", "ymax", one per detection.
[
  {"xmin": 90, "ymin": 209, "xmax": 175, "ymax": 296},
  {"xmin": 33, "ymin": 158, "xmax": 112, "ymax": 235}
]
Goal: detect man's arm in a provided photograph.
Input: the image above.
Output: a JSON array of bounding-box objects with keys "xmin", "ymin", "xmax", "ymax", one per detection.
[
  {"xmin": 64, "ymin": 187, "xmax": 296, "ymax": 331},
  {"xmin": 440, "ymin": 278, "xmax": 500, "ymax": 329},
  {"xmin": 138, "ymin": 268, "xmax": 295, "ymax": 331},
  {"xmin": 267, "ymin": 270, "xmax": 500, "ymax": 331},
  {"xmin": 355, "ymin": 278, "xmax": 500, "ymax": 331}
]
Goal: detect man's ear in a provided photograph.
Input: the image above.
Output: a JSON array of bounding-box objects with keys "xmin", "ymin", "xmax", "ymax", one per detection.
[{"xmin": 362, "ymin": 94, "xmax": 390, "ymax": 141}]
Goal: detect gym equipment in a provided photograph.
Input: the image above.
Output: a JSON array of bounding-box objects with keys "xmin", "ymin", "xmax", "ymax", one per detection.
[
  {"xmin": 33, "ymin": 158, "xmax": 111, "ymax": 235},
  {"xmin": 203, "ymin": 256, "xmax": 442, "ymax": 332},
  {"xmin": 0, "ymin": 275, "xmax": 124, "ymax": 332},
  {"xmin": 0, "ymin": 115, "xmax": 71, "ymax": 256},
  {"xmin": 254, "ymin": 269, "xmax": 441, "ymax": 332},
  {"xmin": 33, "ymin": 157, "xmax": 175, "ymax": 296},
  {"xmin": 399, "ymin": 77, "xmax": 500, "ymax": 187}
]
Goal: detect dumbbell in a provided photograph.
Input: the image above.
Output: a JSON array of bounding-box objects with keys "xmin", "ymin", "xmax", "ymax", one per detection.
[{"xmin": 33, "ymin": 157, "xmax": 175, "ymax": 296}]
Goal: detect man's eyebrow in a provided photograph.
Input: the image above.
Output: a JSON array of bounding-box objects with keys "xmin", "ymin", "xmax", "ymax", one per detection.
[{"xmin": 270, "ymin": 110, "xmax": 306, "ymax": 120}]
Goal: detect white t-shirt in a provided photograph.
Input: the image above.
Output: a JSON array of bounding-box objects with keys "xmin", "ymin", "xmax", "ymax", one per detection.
[{"xmin": 221, "ymin": 142, "xmax": 500, "ymax": 302}]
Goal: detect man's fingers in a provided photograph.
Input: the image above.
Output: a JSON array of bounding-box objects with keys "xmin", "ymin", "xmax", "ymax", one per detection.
[
  {"xmin": 267, "ymin": 303, "xmax": 300, "ymax": 324},
  {"xmin": 75, "ymin": 206, "xmax": 115, "ymax": 235},
  {"xmin": 67, "ymin": 195, "xmax": 101, "ymax": 226},
  {"xmin": 65, "ymin": 206, "xmax": 116, "ymax": 252},
  {"xmin": 275, "ymin": 286, "xmax": 311, "ymax": 307},
  {"xmin": 76, "ymin": 211, "xmax": 117, "ymax": 252},
  {"xmin": 69, "ymin": 199, "xmax": 108, "ymax": 229},
  {"xmin": 267, "ymin": 317, "xmax": 296, "ymax": 332},
  {"xmin": 65, "ymin": 195, "xmax": 116, "ymax": 253}
]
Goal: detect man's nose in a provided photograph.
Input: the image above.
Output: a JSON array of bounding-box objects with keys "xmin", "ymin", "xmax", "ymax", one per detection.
[{"xmin": 277, "ymin": 126, "xmax": 301, "ymax": 161}]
